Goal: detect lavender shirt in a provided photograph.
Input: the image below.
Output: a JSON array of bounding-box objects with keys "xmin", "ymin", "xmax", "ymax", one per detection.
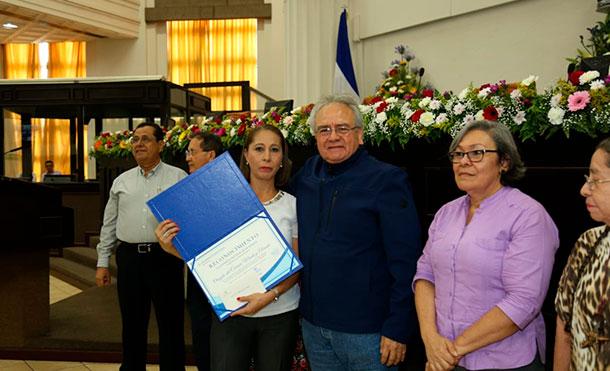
[{"xmin": 414, "ymin": 187, "xmax": 558, "ymax": 370}]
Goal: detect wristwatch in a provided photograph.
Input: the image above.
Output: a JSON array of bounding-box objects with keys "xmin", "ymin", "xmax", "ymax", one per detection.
[{"xmin": 270, "ymin": 288, "xmax": 280, "ymax": 302}]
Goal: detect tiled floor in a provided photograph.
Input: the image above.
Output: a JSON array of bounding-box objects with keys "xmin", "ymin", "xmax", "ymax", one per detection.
[{"xmin": 0, "ymin": 276, "xmax": 198, "ymax": 370}]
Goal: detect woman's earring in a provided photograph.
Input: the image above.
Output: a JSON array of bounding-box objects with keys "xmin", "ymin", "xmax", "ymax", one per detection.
[{"xmin": 246, "ymin": 161, "xmax": 249, "ymax": 166}]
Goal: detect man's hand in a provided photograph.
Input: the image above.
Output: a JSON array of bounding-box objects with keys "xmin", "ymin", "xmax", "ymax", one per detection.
[
  {"xmin": 96, "ymin": 267, "xmax": 111, "ymax": 286},
  {"xmin": 380, "ymin": 336, "xmax": 407, "ymax": 366},
  {"xmin": 154, "ymin": 219, "xmax": 182, "ymax": 259}
]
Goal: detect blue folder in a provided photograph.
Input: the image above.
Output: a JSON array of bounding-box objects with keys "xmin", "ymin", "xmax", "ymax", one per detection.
[{"xmin": 147, "ymin": 152, "xmax": 303, "ymax": 320}]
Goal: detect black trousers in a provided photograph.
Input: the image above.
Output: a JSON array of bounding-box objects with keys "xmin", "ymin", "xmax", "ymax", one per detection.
[
  {"xmin": 210, "ymin": 309, "xmax": 299, "ymax": 371},
  {"xmin": 116, "ymin": 243, "xmax": 185, "ymax": 371},
  {"xmin": 186, "ymin": 271, "xmax": 212, "ymax": 371}
]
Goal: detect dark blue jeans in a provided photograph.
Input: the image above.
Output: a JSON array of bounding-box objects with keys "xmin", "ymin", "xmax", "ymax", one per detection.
[{"xmin": 301, "ymin": 319, "xmax": 398, "ymax": 371}]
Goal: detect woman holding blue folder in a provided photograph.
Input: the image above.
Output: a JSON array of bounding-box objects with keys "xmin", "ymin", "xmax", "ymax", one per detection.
[{"xmin": 156, "ymin": 125, "xmax": 300, "ymax": 371}]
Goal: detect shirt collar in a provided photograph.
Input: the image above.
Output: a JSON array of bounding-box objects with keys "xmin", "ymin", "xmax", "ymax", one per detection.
[
  {"xmin": 138, "ymin": 160, "xmax": 163, "ymax": 178},
  {"xmin": 466, "ymin": 185, "xmax": 510, "ymax": 210}
]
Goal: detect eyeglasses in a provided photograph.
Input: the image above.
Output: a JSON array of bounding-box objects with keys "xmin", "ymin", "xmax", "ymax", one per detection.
[
  {"xmin": 448, "ymin": 149, "xmax": 499, "ymax": 163},
  {"xmin": 584, "ymin": 174, "xmax": 610, "ymax": 190},
  {"xmin": 185, "ymin": 149, "xmax": 211, "ymax": 158},
  {"xmin": 315, "ymin": 125, "xmax": 359, "ymax": 137},
  {"xmin": 131, "ymin": 136, "xmax": 156, "ymax": 145}
]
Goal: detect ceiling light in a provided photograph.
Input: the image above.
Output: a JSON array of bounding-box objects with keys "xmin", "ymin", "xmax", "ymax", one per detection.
[{"xmin": 3, "ymin": 22, "xmax": 18, "ymax": 29}]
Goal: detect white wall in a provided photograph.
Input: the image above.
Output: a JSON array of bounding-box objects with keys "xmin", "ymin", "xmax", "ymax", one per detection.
[
  {"xmin": 85, "ymin": 0, "xmax": 606, "ymax": 107},
  {"xmin": 87, "ymin": 0, "xmax": 166, "ymax": 78},
  {"xmin": 356, "ymin": 0, "xmax": 605, "ymax": 95}
]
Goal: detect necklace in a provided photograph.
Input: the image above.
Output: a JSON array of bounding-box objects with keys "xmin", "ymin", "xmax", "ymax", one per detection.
[{"xmin": 262, "ymin": 190, "xmax": 283, "ymax": 206}]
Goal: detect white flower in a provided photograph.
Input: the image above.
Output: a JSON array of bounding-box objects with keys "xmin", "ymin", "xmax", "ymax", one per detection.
[
  {"xmin": 396, "ymin": 80, "xmax": 403, "ymax": 85},
  {"xmin": 510, "ymin": 89, "xmax": 522, "ymax": 100},
  {"xmin": 359, "ymin": 104, "xmax": 373, "ymax": 114},
  {"xmin": 477, "ymin": 88, "xmax": 491, "ymax": 99},
  {"xmin": 429, "ymin": 100, "xmax": 441, "ymax": 110},
  {"xmin": 458, "ymin": 88, "xmax": 470, "ymax": 101},
  {"xmin": 496, "ymin": 107, "xmax": 504, "ymax": 117},
  {"xmin": 547, "ymin": 107, "xmax": 565, "ymax": 126},
  {"xmin": 235, "ymin": 118, "xmax": 242, "ymax": 125},
  {"xmin": 222, "ymin": 118, "xmax": 232, "ymax": 125},
  {"xmin": 521, "ymin": 75, "xmax": 538, "ymax": 86},
  {"xmin": 436, "ymin": 113, "xmax": 448, "ymax": 123},
  {"xmin": 579, "ymin": 70, "xmax": 600, "ymax": 85},
  {"xmin": 419, "ymin": 112, "xmax": 435, "ymax": 127},
  {"xmin": 389, "ymin": 86, "xmax": 397, "ymax": 93},
  {"xmin": 385, "ymin": 97, "xmax": 399, "ymax": 104},
  {"xmin": 550, "ymin": 94, "xmax": 562, "ymax": 108},
  {"xmin": 373, "ymin": 101, "xmax": 383, "ymax": 110},
  {"xmin": 375, "ymin": 111, "xmax": 387, "ymax": 124},
  {"xmin": 418, "ymin": 97, "xmax": 431, "ymax": 108},
  {"xmin": 230, "ymin": 127, "xmax": 237, "ymax": 137},
  {"xmin": 475, "ymin": 110, "xmax": 484, "ymax": 121},
  {"xmin": 283, "ymin": 116, "xmax": 294, "ymax": 125},
  {"xmin": 281, "ymin": 129, "xmax": 289, "ymax": 139},
  {"xmin": 400, "ymin": 103, "xmax": 414, "ymax": 120},
  {"xmin": 384, "ymin": 81, "xmax": 392, "ymax": 87},
  {"xmin": 463, "ymin": 114, "xmax": 475, "ymax": 125},
  {"xmin": 513, "ymin": 111, "xmax": 526, "ymax": 125},
  {"xmin": 590, "ymin": 79, "xmax": 605, "ymax": 90},
  {"xmin": 290, "ymin": 106, "xmax": 302, "ymax": 114},
  {"xmin": 453, "ymin": 103, "xmax": 466, "ymax": 115}
]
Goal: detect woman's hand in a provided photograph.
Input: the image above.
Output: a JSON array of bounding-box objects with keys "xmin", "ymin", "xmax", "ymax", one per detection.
[
  {"xmin": 154, "ymin": 219, "xmax": 182, "ymax": 259},
  {"xmin": 422, "ymin": 332, "xmax": 460, "ymax": 371},
  {"xmin": 230, "ymin": 291, "xmax": 275, "ymax": 316}
]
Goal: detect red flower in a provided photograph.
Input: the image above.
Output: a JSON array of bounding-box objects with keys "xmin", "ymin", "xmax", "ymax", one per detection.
[
  {"xmin": 94, "ymin": 140, "xmax": 103, "ymax": 150},
  {"xmin": 271, "ymin": 111, "xmax": 281, "ymax": 123},
  {"xmin": 101, "ymin": 132, "xmax": 110, "ymax": 138},
  {"xmin": 376, "ymin": 102, "xmax": 389, "ymax": 113},
  {"xmin": 238, "ymin": 123, "xmax": 247, "ymax": 136},
  {"xmin": 569, "ymin": 70, "xmax": 584, "ymax": 86},
  {"xmin": 106, "ymin": 140, "xmax": 113, "ymax": 146},
  {"xmin": 410, "ymin": 109, "xmax": 424, "ymax": 122},
  {"xmin": 422, "ymin": 89, "xmax": 434, "ymax": 98},
  {"xmin": 304, "ymin": 103, "xmax": 314, "ymax": 114},
  {"xmin": 388, "ymin": 68, "xmax": 398, "ymax": 77},
  {"xmin": 192, "ymin": 126, "xmax": 201, "ymax": 134},
  {"xmin": 483, "ymin": 105, "xmax": 499, "ymax": 121},
  {"xmin": 215, "ymin": 128, "xmax": 226, "ymax": 136},
  {"xmin": 403, "ymin": 94, "xmax": 413, "ymax": 101},
  {"xmin": 369, "ymin": 96, "xmax": 383, "ymax": 104},
  {"xmin": 479, "ymin": 83, "xmax": 491, "ymax": 90}
]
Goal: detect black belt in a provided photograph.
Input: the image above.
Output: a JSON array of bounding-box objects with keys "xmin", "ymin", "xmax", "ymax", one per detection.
[{"xmin": 119, "ymin": 241, "xmax": 160, "ymax": 254}]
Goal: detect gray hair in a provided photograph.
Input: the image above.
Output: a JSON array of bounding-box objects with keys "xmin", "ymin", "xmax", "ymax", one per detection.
[
  {"xmin": 306, "ymin": 94, "xmax": 364, "ymax": 133},
  {"xmin": 596, "ymin": 137, "xmax": 610, "ymax": 168},
  {"xmin": 450, "ymin": 120, "xmax": 525, "ymax": 186}
]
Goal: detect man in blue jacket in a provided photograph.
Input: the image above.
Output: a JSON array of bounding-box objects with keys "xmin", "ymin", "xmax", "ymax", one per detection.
[{"xmin": 291, "ymin": 94, "xmax": 421, "ymax": 370}]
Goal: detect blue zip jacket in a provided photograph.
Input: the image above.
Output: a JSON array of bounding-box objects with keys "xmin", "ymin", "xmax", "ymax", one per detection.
[{"xmin": 291, "ymin": 148, "xmax": 421, "ymax": 343}]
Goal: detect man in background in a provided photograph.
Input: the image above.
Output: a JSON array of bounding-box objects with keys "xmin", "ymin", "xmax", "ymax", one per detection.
[
  {"xmin": 183, "ymin": 131, "xmax": 223, "ymax": 371},
  {"xmin": 41, "ymin": 159, "xmax": 61, "ymax": 182}
]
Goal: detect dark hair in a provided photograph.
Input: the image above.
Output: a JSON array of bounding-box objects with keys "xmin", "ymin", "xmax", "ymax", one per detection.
[
  {"xmin": 45, "ymin": 160, "xmax": 54, "ymax": 166},
  {"xmin": 239, "ymin": 125, "xmax": 292, "ymax": 187},
  {"xmin": 449, "ymin": 120, "xmax": 525, "ymax": 186},
  {"xmin": 596, "ymin": 137, "xmax": 610, "ymax": 168},
  {"xmin": 190, "ymin": 131, "xmax": 224, "ymax": 156},
  {"xmin": 134, "ymin": 122, "xmax": 164, "ymax": 141}
]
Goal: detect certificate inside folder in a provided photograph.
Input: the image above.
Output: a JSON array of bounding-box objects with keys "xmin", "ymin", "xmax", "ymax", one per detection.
[{"xmin": 147, "ymin": 152, "xmax": 302, "ymax": 320}]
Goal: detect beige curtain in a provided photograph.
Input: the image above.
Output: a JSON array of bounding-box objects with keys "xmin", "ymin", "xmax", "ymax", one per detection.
[
  {"xmin": 31, "ymin": 41, "xmax": 86, "ymax": 179},
  {"xmin": 2, "ymin": 44, "xmax": 39, "ymax": 177},
  {"xmin": 167, "ymin": 19, "xmax": 257, "ymax": 112}
]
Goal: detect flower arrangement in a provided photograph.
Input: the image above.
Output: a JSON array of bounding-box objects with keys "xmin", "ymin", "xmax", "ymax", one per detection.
[
  {"xmin": 91, "ymin": 41, "xmax": 610, "ymax": 161},
  {"xmin": 90, "ymin": 130, "xmax": 133, "ymax": 160},
  {"xmin": 539, "ymin": 69, "xmax": 610, "ymax": 138},
  {"xmin": 373, "ymin": 44, "xmax": 430, "ymax": 100},
  {"xmin": 89, "ymin": 105, "xmax": 316, "ymax": 160}
]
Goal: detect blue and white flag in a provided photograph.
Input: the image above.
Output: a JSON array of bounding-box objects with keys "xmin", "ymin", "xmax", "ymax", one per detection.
[{"xmin": 333, "ymin": 9, "xmax": 360, "ymax": 101}]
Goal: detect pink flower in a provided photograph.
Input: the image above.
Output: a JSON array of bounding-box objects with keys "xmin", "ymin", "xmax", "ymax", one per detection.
[{"xmin": 567, "ymin": 91, "xmax": 591, "ymax": 112}]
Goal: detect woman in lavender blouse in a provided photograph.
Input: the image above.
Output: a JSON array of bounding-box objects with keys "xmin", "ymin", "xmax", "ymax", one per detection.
[{"xmin": 413, "ymin": 120, "xmax": 559, "ymax": 371}]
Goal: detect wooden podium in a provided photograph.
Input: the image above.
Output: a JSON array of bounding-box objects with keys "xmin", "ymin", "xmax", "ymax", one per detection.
[{"xmin": 0, "ymin": 177, "xmax": 65, "ymax": 346}]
